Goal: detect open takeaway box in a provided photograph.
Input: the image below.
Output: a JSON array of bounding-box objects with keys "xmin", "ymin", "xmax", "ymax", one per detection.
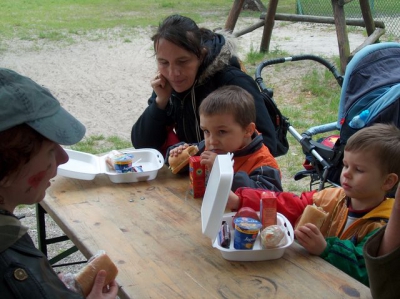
[
  {"xmin": 57, "ymin": 148, "xmax": 164, "ymax": 183},
  {"xmin": 201, "ymin": 154, "xmax": 294, "ymax": 261}
]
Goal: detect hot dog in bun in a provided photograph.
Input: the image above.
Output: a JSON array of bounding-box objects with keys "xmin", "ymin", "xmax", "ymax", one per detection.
[{"xmin": 168, "ymin": 145, "xmax": 199, "ymax": 174}]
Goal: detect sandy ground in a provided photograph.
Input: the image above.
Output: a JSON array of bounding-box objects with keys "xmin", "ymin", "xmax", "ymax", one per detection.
[{"xmin": 1, "ymin": 19, "xmax": 367, "ymax": 142}]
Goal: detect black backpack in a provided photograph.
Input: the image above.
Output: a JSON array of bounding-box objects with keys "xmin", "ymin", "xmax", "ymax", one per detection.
[{"xmin": 260, "ymin": 88, "xmax": 290, "ymax": 157}]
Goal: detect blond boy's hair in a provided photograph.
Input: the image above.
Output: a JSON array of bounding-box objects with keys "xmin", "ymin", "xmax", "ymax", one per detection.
[
  {"xmin": 345, "ymin": 123, "xmax": 400, "ymax": 178},
  {"xmin": 199, "ymin": 85, "xmax": 256, "ymax": 129}
]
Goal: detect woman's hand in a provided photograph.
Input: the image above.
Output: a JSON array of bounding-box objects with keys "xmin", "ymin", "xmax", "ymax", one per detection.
[
  {"xmin": 151, "ymin": 72, "xmax": 173, "ymax": 109},
  {"xmin": 295, "ymin": 223, "xmax": 327, "ymax": 256},
  {"xmin": 200, "ymin": 150, "xmax": 217, "ymax": 170},
  {"xmin": 86, "ymin": 270, "xmax": 119, "ymax": 299}
]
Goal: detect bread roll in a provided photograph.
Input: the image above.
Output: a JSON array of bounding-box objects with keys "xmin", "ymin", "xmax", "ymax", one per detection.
[
  {"xmin": 260, "ymin": 225, "xmax": 286, "ymax": 248},
  {"xmin": 75, "ymin": 251, "xmax": 118, "ymax": 297},
  {"xmin": 295, "ymin": 204, "xmax": 328, "ymax": 230},
  {"xmin": 168, "ymin": 145, "xmax": 199, "ymax": 174}
]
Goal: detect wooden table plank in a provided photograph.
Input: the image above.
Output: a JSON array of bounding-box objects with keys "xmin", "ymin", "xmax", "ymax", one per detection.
[{"xmin": 42, "ymin": 167, "xmax": 372, "ymax": 299}]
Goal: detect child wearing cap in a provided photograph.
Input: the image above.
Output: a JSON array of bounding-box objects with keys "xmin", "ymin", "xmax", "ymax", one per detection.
[{"xmin": 0, "ymin": 68, "xmax": 118, "ymax": 299}]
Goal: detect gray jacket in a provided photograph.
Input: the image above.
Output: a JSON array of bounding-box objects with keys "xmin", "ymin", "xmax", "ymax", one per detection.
[{"xmin": 0, "ymin": 214, "xmax": 83, "ymax": 299}]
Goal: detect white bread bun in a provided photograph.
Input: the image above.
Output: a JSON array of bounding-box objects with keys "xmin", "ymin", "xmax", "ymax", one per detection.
[
  {"xmin": 260, "ymin": 225, "xmax": 286, "ymax": 248},
  {"xmin": 75, "ymin": 251, "xmax": 118, "ymax": 297},
  {"xmin": 295, "ymin": 204, "xmax": 328, "ymax": 230},
  {"xmin": 168, "ymin": 145, "xmax": 199, "ymax": 174}
]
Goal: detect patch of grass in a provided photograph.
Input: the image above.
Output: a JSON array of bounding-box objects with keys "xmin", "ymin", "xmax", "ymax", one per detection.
[
  {"xmin": 0, "ymin": 0, "xmax": 235, "ymax": 41},
  {"xmin": 0, "ymin": 0, "xmax": 298, "ymax": 42},
  {"xmin": 69, "ymin": 135, "xmax": 131, "ymax": 155}
]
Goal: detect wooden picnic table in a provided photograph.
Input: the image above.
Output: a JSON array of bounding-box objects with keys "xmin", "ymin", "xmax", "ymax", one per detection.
[{"xmin": 40, "ymin": 166, "xmax": 372, "ymax": 298}]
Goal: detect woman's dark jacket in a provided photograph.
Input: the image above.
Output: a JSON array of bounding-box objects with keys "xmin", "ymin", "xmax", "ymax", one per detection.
[{"xmin": 131, "ymin": 32, "xmax": 278, "ymax": 156}]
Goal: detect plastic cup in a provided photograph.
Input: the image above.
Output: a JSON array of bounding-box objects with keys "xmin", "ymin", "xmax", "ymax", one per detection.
[
  {"xmin": 112, "ymin": 153, "xmax": 134, "ymax": 173},
  {"xmin": 233, "ymin": 217, "xmax": 262, "ymax": 250}
]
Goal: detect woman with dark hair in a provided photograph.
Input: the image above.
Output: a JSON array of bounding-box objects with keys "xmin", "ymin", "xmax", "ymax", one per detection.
[{"xmin": 131, "ymin": 14, "xmax": 277, "ymax": 157}]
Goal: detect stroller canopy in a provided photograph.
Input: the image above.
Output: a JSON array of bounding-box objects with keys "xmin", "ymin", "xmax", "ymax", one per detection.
[{"xmin": 337, "ymin": 42, "xmax": 400, "ymax": 142}]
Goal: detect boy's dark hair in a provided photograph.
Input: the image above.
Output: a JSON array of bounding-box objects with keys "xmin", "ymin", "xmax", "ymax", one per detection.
[
  {"xmin": 345, "ymin": 123, "xmax": 400, "ymax": 178},
  {"xmin": 199, "ymin": 85, "xmax": 256, "ymax": 129}
]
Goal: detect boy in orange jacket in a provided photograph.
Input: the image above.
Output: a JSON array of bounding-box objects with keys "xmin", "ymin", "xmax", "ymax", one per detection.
[{"xmin": 169, "ymin": 85, "xmax": 282, "ymax": 192}]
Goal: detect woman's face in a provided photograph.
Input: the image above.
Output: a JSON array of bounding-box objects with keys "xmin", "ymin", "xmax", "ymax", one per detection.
[
  {"xmin": 155, "ymin": 38, "xmax": 202, "ymax": 92},
  {"xmin": 2, "ymin": 140, "xmax": 69, "ymax": 211}
]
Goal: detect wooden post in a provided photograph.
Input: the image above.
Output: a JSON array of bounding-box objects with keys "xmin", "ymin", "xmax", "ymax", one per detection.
[
  {"xmin": 331, "ymin": 0, "xmax": 350, "ymax": 74},
  {"xmin": 359, "ymin": 0, "xmax": 376, "ymax": 36},
  {"xmin": 260, "ymin": 0, "xmax": 279, "ymax": 52},
  {"xmin": 225, "ymin": 0, "xmax": 245, "ymax": 32}
]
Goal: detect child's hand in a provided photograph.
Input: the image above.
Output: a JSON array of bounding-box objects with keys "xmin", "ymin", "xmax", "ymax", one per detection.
[
  {"xmin": 169, "ymin": 144, "xmax": 189, "ymax": 157},
  {"xmin": 200, "ymin": 150, "xmax": 217, "ymax": 170},
  {"xmin": 227, "ymin": 191, "xmax": 240, "ymax": 211},
  {"xmin": 295, "ymin": 223, "xmax": 327, "ymax": 255}
]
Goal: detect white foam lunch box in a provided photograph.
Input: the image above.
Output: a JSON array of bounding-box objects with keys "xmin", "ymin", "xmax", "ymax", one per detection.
[
  {"xmin": 57, "ymin": 148, "xmax": 164, "ymax": 183},
  {"xmin": 201, "ymin": 154, "xmax": 294, "ymax": 261}
]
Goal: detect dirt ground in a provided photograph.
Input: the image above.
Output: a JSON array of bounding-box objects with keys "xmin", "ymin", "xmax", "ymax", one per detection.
[
  {"xmin": 1, "ymin": 18, "xmax": 368, "ymax": 274},
  {"xmin": 1, "ymin": 19, "xmax": 367, "ymax": 141}
]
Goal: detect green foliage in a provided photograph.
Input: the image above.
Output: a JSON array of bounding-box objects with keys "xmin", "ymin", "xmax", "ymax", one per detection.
[
  {"xmin": 69, "ymin": 135, "xmax": 132, "ymax": 154},
  {"xmin": 0, "ymin": 0, "xmax": 235, "ymax": 40}
]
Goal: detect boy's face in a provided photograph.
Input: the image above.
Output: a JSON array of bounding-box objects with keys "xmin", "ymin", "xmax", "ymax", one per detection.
[
  {"xmin": 200, "ymin": 113, "xmax": 254, "ymax": 154},
  {"xmin": 341, "ymin": 149, "xmax": 389, "ymax": 205}
]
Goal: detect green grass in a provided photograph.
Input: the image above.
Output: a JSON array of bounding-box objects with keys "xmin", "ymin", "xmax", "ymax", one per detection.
[
  {"xmin": 0, "ymin": 0, "xmax": 231, "ymax": 40},
  {"xmin": 0, "ymin": 0, "xmax": 298, "ymax": 41},
  {"xmin": 68, "ymin": 135, "xmax": 132, "ymax": 155}
]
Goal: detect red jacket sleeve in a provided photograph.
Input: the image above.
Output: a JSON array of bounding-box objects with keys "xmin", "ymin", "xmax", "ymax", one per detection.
[{"xmin": 234, "ymin": 187, "xmax": 315, "ymax": 227}]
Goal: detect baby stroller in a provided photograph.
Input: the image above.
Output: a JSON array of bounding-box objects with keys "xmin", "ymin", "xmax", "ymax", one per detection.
[{"xmin": 255, "ymin": 42, "xmax": 400, "ymax": 191}]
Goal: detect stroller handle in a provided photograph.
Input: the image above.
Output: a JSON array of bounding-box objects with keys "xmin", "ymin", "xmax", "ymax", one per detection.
[
  {"xmin": 288, "ymin": 125, "xmax": 331, "ymax": 170},
  {"xmin": 288, "ymin": 125, "xmax": 332, "ymax": 190},
  {"xmin": 255, "ymin": 54, "xmax": 343, "ymax": 95}
]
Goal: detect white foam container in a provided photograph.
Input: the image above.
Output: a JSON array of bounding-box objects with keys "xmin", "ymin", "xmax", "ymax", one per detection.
[
  {"xmin": 58, "ymin": 148, "xmax": 164, "ymax": 183},
  {"xmin": 201, "ymin": 154, "xmax": 294, "ymax": 261}
]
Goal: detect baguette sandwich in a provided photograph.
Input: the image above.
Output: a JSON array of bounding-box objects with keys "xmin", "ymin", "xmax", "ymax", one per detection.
[
  {"xmin": 75, "ymin": 251, "xmax": 118, "ymax": 297},
  {"xmin": 295, "ymin": 204, "xmax": 328, "ymax": 230},
  {"xmin": 168, "ymin": 145, "xmax": 199, "ymax": 174}
]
